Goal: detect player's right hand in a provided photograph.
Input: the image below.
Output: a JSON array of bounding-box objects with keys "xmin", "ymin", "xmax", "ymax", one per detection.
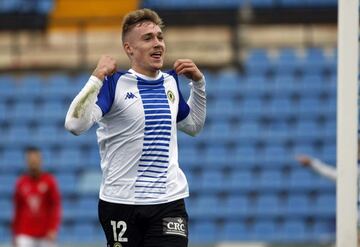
[
  {"xmin": 295, "ymin": 155, "xmax": 312, "ymax": 167},
  {"xmin": 92, "ymin": 55, "xmax": 117, "ymax": 81}
]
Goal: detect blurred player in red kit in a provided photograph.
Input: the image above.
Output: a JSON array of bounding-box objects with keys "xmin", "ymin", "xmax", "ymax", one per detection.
[{"xmin": 12, "ymin": 146, "xmax": 61, "ymax": 247}]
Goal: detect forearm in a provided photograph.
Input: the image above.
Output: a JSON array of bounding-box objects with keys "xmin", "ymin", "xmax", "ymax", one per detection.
[
  {"xmin": 177, "ymin": 77, "xmax": 206, "ymax": 136},
  {"xmin": 64, "ymin": 76, "xmax": 103, "ymax": 135},
  {"xmin": 310, "ymin": 158, "xmax": 337, "ymax": 182}
]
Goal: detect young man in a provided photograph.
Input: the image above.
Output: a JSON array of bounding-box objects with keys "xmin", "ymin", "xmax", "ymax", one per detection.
[
  {"xmin": 65, "ymin": 8, "xmax": 206, "ymax": 247},
  {"xmin": 12, "ymin": 147, "xmax": 61, "ymax": 247}
]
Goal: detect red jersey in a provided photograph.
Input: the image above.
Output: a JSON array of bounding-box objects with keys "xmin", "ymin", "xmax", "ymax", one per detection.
[{"xmin": 12, "ymin": 172, "xmax": 61, "ymax": 237}]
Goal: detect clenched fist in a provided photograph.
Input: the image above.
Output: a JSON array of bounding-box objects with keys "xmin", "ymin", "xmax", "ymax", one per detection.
[{"xmin": 92, "ymin": 55, "xmax": 117, "ymax": 81}]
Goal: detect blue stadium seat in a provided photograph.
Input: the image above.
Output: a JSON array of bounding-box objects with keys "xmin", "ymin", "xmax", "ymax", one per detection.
[
  {"xmin": 245, "ymin": 49, "xmax": 271, "ymax": 75},
  {"xmin": 263, "ymin": 145, "xmax": 290, "ymax": 166},
  {"xmin": 0, "ymin": 149, "xmax": 24, "ymax": 173},
  {"xmin": 221, "ymin": 221, "xmax": 250, "ymax": 241},
  {"xmin": 0, "ymin": 223, "xmax": 10, "ymax": 242},
  {"xmin": 272, "ymin": 48, "xmax": 300, "ymax": 74},
  {"xmin": 63, "ymin": 196, "xmax": 98, "ymax": 222},
  {"xmin": 6, "ymin": 125, "xmax": 33, "ymax": 146},
  {"xmin": 310, "ymin": 219, "xmax": 335, "ymax": 242},
  {"xmin": 280, "ymin": 220, "xmax": 307, "ymax": 242},
  {"xmin": 0, "ymin": 74, "xmax": 17, "ymax": 86},
  {"xmin": 257, "ymin": 170, "xmax": 286, "ymax": 190},
  {"xmin": 17, "ymin": 74, "xmax": 45, "ymax": 99},
  {"xmin": 45, "ymin": 74, "xmax": 75, "ymax": 100},
  {"xmin": 253, "ymin": 220, "xmax": 278, "ymax": 241},
  {"xmin": 314, "ymin": 193, "xmax": 335, "ymax": 216},
  {"xmin": 285, "ymin": 194, "xmax": 311, "ymax": 216},
  {"xmin": 254, "ymin": 194, "xmax": 282, "ymax": 216},
  {"xmin": 199, "ymin": 170, "xmax": 226, "ymax": 192},
  {"xmin": 190, "ymin": 220, "xmax": 217, "ymax": 243},
  {"xmin": 243, "ymin": 75, "xmax": 269, "ymax": 97},
  {"xmin": 233, "ymin": 145, "xmax": 257, "ymax": 167},
  {"xmin": 0, "ymin": 174, "xmax": 17, "ymax": 197},
  {"xmin": 223, "ymin": 195, "xmax": 250, "ymax": 218},
  {"xmin": 203, "ymin": 146, "xmax": 229, "ymax": 167},
  {"xmin": 267, "ymin": 97, "xmax": 294, "ymax": 116},
  {"xmin": 40, "ymin": 101, "xmax": 67, "ymax": 122},
  {"xmin": 190, "ymin": 195, "xmax": 222, "ymax": 218},
  {"xmin": 293, "ymin": 119, "xmax": 321, "ymax": 139},
  {"xmin": 56, "ymin": 173, "xmax": 77, "ymax": 196},
  {"xmin": 288, "ymin": 168, "xmax": 317, "ymax": 189},
  {"xmin": 33, "ymin": 125, "xmax": 60, "ymax": 146},
  {"xmin": 207, "ymin": 98, "xmax": 236, "ymax": 119},
  {"xmin": 11, "ymin": 102, "xmax": 37, "ymax": 122},
  {"xmin": 321, "ymin": 143, "xmax": 336, "ymax": 163},
  {"xmin": 228, "ymin": 170, "xmax": 254, "ymax": 191},
  {"xmin": 0, "ymin": 199, "xmax": 12, "ymax": 221},
  {"xmin": 56, "ymin": 148, "xmax": 83, "ymax": 168},
  {"xmin": 78, "ymin": 170, "xmax": 102, "ymax": 195},
  {"xmin": 206, "ymin": 120, "xmax": 232, "ymax": 142}
]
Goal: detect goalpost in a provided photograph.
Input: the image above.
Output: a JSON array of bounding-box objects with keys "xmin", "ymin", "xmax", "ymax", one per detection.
[{"xmin": 337, "ymin": 0, "xmax": 359, "ymax": 246}]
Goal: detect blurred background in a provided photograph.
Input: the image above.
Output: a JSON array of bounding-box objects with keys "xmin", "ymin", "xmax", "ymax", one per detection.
[{"xmin": 0, "ymin": 0, "xmax": 337, "ymax": 246}]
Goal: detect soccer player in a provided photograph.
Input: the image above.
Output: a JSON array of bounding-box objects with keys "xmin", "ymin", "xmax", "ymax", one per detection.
[
  {"xmin": 12, "ymin": 146, "xmax": 61, "ymax": 247},
  {"xmin": 64, "ymin": 8, "xmax": 206, "ymax": 247}
]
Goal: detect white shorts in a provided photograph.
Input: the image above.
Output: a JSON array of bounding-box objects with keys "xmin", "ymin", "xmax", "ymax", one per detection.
[{"xmin": 15, "ymin": 235, "xmax": 57, "ymax": 247}]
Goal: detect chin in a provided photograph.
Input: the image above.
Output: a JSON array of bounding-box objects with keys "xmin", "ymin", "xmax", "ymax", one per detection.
[{"xmin": 151, "ymin": 63, "xmax": 163, "ymax": 71}]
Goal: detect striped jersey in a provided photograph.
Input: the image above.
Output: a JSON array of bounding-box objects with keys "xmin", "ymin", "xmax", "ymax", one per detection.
[{"xmin": 94, "ymin": 69, "xmax": 198, "ymax": 205}]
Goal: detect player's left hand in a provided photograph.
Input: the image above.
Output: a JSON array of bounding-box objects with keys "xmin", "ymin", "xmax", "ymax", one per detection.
[{"xmin": 174, "ymin": 59, "xmax": 203, "ymax": 82}]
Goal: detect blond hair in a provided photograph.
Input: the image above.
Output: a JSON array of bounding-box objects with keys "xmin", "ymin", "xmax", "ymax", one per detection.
[{"xmin": 122, "ymin": 8, "xmax": 164, "ymax": 42}]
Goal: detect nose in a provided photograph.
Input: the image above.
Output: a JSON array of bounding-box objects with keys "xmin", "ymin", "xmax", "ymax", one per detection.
[{"xmin": 154, "ymin": 37, "xmax": 164, "ymax": 47}]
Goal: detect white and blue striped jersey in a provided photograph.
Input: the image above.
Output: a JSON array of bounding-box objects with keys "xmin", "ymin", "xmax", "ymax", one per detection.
[{"xmin": 65, "ymin": 69, "xmax": 206, "ymax": 205}]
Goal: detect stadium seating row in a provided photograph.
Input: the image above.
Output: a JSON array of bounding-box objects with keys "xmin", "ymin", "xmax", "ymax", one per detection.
[{"xmin": 0, "ymin": 0, "xmax": 53, "ymax": 13}]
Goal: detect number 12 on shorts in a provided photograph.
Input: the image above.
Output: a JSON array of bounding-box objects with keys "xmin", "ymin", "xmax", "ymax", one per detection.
[{"xmin": 110, "ymin": 220, "xmax": 128, "ymax": 242}]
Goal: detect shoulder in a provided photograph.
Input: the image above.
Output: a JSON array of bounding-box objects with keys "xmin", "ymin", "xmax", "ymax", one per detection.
[
  {"xmin": 164, "ymin": 69, "xmax": 178, "ymax": 82},
  {"xmin": 105, "ymin": 70, "xmax": 130, "ymax": 83},
  {"xmin": 42, "ymin": 173, "xmax": 57, "ymax": 184},
  {"xmin": 16, "ymin": 175, "xmax": 27, "ymax": 185}
]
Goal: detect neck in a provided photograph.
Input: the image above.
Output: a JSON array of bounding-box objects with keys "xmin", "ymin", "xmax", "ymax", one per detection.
[
  {"xmin": 29, "ymin": 170, "xmax": 41, "ymax": 179},
  {"xmin": 131, "ymin": 66, "xmax": 159, "ymax": 78}
]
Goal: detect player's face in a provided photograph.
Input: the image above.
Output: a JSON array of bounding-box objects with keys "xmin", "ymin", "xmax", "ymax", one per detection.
[
  {"xmin": 26, "ymin": 151, "xmax": 42, "ymax": 174},
  {"xmin": 124, "ymin": 21, "xmax": 165, "ymax": 77}
]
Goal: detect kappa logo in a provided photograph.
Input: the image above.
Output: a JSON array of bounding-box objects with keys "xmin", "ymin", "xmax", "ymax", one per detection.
[
  {"xmin": 125, "ymin": 92, "xmax": 137, "ymax": 100},
  {"xmin": 162, "ymin": 217, "xmax": 187, "ymax": 238}
]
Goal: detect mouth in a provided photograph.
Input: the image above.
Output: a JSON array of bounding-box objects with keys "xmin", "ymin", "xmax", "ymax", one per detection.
[{"xmin": 150, "ymin": 51, "xmax": 163, "ymax": 60}]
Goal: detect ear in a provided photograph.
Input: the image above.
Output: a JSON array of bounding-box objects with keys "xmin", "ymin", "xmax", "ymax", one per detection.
[{"xmin": 123, "ymin": 42, "xmax": 133, "ymax": 57}]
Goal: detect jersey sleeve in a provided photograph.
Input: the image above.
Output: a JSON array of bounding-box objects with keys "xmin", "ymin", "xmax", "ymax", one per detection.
[
  {"xmin": 168, "ymin": 70, "xmax": 206, "ymax": 136},
  {"xmin": 96, "ymin": 73, "xmax": 119, "ymax": 116}
]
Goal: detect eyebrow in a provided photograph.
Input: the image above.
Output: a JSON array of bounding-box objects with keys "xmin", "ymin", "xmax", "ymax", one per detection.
[{"xmin": 141, "ymin": 32, "xmax": 163, "ymax": 38}]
